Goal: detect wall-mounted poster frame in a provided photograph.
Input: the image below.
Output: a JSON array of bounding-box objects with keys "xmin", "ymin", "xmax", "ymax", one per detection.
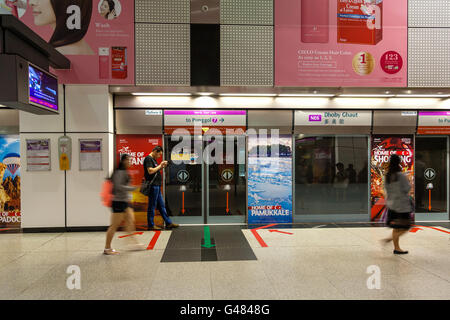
[
  {"xmin": 79, "ymin": 139, "xmax": 102, "ymax": 171},
  {"xmin": 26, "ymin": 139, "xmax": 51, "ymax": 171}
]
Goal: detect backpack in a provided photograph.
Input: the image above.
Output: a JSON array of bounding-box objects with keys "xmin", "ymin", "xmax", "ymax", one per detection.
[{"xmin": 100, "ymin": 178, "xmax": 114, "ymax": 207}]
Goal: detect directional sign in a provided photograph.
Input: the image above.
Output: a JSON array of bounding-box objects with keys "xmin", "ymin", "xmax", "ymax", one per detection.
[
  {"xmin": 177, "ymin": 170, "xmax": 190, "ymax": 183},
  {"xmin": 221, "ymin": 169, "xmax": 234, "ymax": 182},
  {"xmin": 424, "ymin": 168, "xmax": 436, "ymax": 181}
]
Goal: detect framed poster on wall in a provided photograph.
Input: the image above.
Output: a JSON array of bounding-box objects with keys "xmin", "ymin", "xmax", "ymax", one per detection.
[
  {"xmin": 79, "ymin": 139, "xmax": 102, "ymax": 171},
  {"xmin": 0, "ymin": 135, "xmax": 21, "ymax": 229},
  {"xmin": 26, "ymin": 139, "xmax": 51, "ymax": 171},
  {"xmin": 275, "ymin": 0, "xmax": 408, "ymax": 87},
  {"xmin": 247, "ymin": 135, "xmax": 293, "ymax": 224},
  {"xmin": 370, "ymin": 135, "xmax": 414, "ymax": 222}
]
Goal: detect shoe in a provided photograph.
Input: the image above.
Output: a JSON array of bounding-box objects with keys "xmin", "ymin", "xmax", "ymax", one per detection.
[
  {"xmin": 148, "ymin": 226, "xmax": 162, "ymax": 231},
  {"xmin": 165, "ymin": 223, "xmax": 179, "ymax": 229},
  {"xmin": 103, "ymin": 248, "xmax": 119, "ymax": 255},
  {"xmin": 393, "ymin": 250, "xmax": 408, "ymax": 255}
]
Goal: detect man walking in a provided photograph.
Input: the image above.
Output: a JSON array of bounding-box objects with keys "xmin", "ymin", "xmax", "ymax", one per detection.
[{"xmin": 144, "ymin": 146, "xmax": 179, "ymax": 230}]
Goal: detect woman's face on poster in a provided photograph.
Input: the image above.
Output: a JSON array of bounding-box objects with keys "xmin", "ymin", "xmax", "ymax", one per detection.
[
  {"xmin": 29, "ymin": 0, "xmax": 56, "ymax": 26},
  {"xmin": 99, "ymin": 0, "xmax": 109, "ymax": 16}
]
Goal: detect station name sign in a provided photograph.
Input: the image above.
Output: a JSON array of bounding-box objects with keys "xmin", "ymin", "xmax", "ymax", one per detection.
[{"xmin": 295, "ymin": 110, "xmax": 372, "ymax": 126}]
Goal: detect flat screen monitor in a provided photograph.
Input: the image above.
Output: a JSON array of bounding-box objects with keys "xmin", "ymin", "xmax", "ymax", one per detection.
[{"xmin": 28, "ymin": 63, "xmax": 58, "ymax": 113}]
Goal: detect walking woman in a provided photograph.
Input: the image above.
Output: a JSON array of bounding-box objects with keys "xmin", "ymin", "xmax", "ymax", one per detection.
[
  {"xmin": 383, "ymin": 154, "xmax": 413, "ymax": 254},
  {"xmin": 104, "ymin": 154, "xmax": 145, "ymax": 255}
]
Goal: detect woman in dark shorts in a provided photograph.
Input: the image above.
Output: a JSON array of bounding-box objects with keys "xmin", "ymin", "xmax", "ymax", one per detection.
[
  {"xmin": 104, "ymin": 154, "xmax": 145, "ymax": 255},
  {"xmin": 382, "ymin": 154, "xmax": 413, "ymax": 254}
]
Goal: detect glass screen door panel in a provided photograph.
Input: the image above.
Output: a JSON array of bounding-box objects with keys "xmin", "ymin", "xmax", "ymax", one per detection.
[
  {"xmin": 205, "ymin": 135, "xmax": 246, "ymax": 223},
  {"xmin": 294, "ymin": 135, "xmax": 369, "ymax": 222},
  {"xmin": 164, "ymin": 135, "xmax": 203, "ymax": 224},
  {"xmin": 415, "ymin": 136, "xmax": 448, "ymax": 221}
]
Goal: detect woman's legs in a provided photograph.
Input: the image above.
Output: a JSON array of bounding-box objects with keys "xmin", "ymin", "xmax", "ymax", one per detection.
[
  {"xmin": 124, "ymin": 207, "xmax": 141, "ymax": 245},
  {"xmin": 105, "ymin": 213, "xmax": 125, "ymax": 250},
  {"xmin": 392, "ymin": 229, "xmax": 408, "ymax": 251}
]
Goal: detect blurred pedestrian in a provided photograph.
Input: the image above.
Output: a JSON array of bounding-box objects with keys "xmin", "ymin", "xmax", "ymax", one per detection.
[
  {"xmin": 382, "ymin": 154, "xmax": 413, "ymax": 254},
  {"xmin": 104, "ymin": 154, "xmax": 145, "ymax": 255}
]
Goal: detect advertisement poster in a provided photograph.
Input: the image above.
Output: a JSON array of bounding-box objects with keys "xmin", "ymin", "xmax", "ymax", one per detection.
[
  {"xmin": 26, "ymin": 139, "xmax": 50, "ymax": 171},
  {"xmin": 79, "ymin": 139, "xmax": 102, "ymax": 171},
  {"xmin": 0, "ymin": 135, "xmax": 21, "ymax": 229},
  {"xmin": 0, "ymin": 0, "xmax": 27, "ymax": 17},
  {"xmin": 371, "ymin": 136, "xmax": 414, "ymax": 222},
  {"xmin": 19, "ymin": 0, "xmax": 134, "ymax": 84},
  {"xmin": 248, "ymin": 135, "xmax": 293, "ymax": 224},
  {"xmin": 116, "ymin": 135, "xmax": 163, "ymax": 228},
  {"xmin": 275, "ymin": 0, "xmax": 407, "ymax": 87}
]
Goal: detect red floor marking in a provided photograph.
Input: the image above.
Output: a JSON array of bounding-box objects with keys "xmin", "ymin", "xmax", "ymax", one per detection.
[
  {"xmin": 147, "ymin": 231, "xmax": 161, "ymax": 250},
  {"xmin": 251, "ymin": 224, "xmax": 279, "ymax": 247},
  {"xmin": 255, "ymin": 223, "xmax": 278, "ymax": 230},
  {"xmin": 269, "ymin": 230, "xmax": 293, "ymax": 235},
  {"xmin": 409, "ymin": 227, "xmax": 422, "ymax": 233},
  {"xmin": 251, "ymin": 229, "xmax": 268, "ymax": 248},
  {"xmin": 118, "ymin": 232, "xmax": 144, "ymax": 239},
  {"xmin": 414, "ymin": 225, "xmax": 450, "ymax": 235}
]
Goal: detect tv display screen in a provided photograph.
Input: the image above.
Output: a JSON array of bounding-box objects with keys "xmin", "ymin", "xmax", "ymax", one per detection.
[{"xmin": 28, "ymin": 64, "xmax": 58, "ymax": 112}]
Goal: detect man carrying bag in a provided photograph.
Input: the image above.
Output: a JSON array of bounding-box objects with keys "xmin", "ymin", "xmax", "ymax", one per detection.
[{"xmin": 141, "ymin": 146, "xmax": 179, "ymax": 231}]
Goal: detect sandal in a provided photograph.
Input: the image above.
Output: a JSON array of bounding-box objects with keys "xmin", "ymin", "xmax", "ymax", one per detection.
[{"xmin": 103, "ymin": 248, "xmax": 120, "ymax": 255}]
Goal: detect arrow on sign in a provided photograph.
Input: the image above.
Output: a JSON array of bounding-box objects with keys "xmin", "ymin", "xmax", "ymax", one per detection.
[
  {"xmin": 268, "ymin": 230, "xmax": 293, "ymax": 235},
  {"xmin": 424, "ymin": 168, "xmax": 436, "ymax": 180}
]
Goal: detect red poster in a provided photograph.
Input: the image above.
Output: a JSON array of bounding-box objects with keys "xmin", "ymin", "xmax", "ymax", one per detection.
[
  {"xmin": 370, "ymin": 136, "xmax": 414, "ymax": 222},
  {"xmin": 115, "ymin": 135, "xmax": 163, "ymax": 228}
]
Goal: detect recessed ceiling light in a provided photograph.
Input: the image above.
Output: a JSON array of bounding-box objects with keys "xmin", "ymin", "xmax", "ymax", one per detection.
[
  {"xmin": 219, "ymin": 93, "xmax": 277, "ymax": 97},
  {"xmin": 395, "ymin": 94, "xmax": 449, "ymax": 98},
  {"xmin": 278, "ymin": 93, "xmax": 335, "ymax": 97},
  {"xmin": 131, "ymin": 93, "xmax": 191, "ymax": 96},
  {"xmin": 338, "ymin": 94, "xmax": 394, "ymax": 97}
]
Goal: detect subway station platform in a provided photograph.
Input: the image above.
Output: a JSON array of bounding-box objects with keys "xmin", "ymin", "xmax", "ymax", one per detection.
[{"xmin": 1, "ymin": 222, "xmax": 449, "ymax": 300}]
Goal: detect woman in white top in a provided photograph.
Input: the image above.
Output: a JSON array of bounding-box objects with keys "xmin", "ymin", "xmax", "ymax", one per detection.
[{"xmin": 382, "ymin": 154, "xmax": 413, "ymax": 254}]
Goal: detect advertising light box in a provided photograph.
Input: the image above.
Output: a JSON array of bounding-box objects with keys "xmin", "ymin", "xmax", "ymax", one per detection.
[{"xmin": 275, "ymin": 0, "xmax": 408, "ymax": 87}]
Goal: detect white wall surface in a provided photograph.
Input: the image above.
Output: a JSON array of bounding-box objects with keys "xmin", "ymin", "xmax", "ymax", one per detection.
[
  {"xmin": 20, "ymin": 134, "xmax": 65, "ymax": 228},
  {"xmin": 65, "ymin": 133, "xmax": 112, "ymax": 227},
  {"xmin": 65, "ymin": 85, "xmax": 112, "ymax": 133},
  {"xmin": 65, "ymin": 85, "xmax": 114, "ymax": 227}
]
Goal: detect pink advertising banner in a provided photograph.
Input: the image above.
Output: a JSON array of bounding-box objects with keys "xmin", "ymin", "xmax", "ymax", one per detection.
[
  {"xmin": 275, "ymin": 0, "xmax": 407, "ymax": 87},
  {"xmin": 18, "ymin": 0, "xmax": 134, "ymax": 84}
]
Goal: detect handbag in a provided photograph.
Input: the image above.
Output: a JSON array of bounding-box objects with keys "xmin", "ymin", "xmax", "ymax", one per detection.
[{"xmin": 140, "ymin": 174, "xmax": 157, "ymax": 196}]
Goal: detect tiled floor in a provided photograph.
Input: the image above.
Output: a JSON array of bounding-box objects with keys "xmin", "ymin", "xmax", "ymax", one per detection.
[{"xmin": 0, "ymin": 224, "xmax": 449, "ymax": 300}]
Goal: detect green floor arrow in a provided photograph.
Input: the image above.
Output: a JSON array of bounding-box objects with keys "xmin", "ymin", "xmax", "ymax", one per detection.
[{"xmin": 201, "ymin": 226, "xmax": 215, "ymax": 248}]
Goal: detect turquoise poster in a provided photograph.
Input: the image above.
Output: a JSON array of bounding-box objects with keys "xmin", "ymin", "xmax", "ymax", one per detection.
[
  {"xmin": 248, "ymin": 135, "xmax": 293, "ymax": 224},
  {"xmin": 0, "ymin": 135, "xmax": 21, "ymax": 229}
]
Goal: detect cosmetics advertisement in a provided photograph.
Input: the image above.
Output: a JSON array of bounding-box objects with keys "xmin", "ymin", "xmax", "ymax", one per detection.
[
  {"xmin": 20, "ymin": 0, "xmax": 134, "ymax": 84},
  {"xmin": 0, "ymin": 135, "xmax": 21, "ymax": 229},
  {"xmin": 370, "ymin": 136, "xmax": 414, "ymax": 222},
  {"xmin": 248, "ymin": 135, "xmax": 293, "ymax": 224},
  {"xmin": 115, "ymin": 135, "xmax": 163, "ymax": 228},
  {"xmin": 275, "ymin": 0, "xmax": 407, "ymax": 87}
]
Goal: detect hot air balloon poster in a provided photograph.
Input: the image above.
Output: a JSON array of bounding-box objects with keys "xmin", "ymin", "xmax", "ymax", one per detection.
[{"xmin": 0, "ymin": 135, "xmax": 21, "ymax": 229}]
